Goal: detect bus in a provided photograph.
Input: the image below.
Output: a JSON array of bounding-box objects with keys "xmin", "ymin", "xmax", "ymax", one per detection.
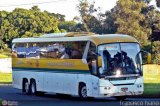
[{"xmin": 12, "ymin": 32, "xmax": 151, "ymax": 100}]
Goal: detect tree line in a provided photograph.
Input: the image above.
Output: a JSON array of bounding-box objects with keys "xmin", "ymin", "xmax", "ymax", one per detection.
[{"xmin": 0, "ymin": 0, "xmax": 160, "ymax": 63}]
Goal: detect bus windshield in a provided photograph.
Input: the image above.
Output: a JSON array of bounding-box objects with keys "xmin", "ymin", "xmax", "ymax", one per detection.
[{"xmin": 98, "ymin": 43, "xmax": 142, "ymax": 77}]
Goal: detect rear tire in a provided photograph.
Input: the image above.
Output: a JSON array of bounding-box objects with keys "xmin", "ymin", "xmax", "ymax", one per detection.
[
  {"xmin": 23, "ymin": 80, "xmax": 30, "ymax": 95},
  {"xmin": 30, "ymin": 80, "xmax": 37, "ymax": 95}
]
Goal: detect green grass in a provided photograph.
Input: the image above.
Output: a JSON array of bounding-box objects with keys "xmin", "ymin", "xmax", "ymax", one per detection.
[
  {"xmin": 144, "ymin": 83, "xmax": 160, "ymax": 95},
  {"xmin": 0, "ymin": 99, "xmax": 2, "ymax": 104},
  {"xmin": 143, "ymin": 65, "xmax": 160, "ymax": 95},
  {"xmin": 0, "ymin": 73, "xmax": 12, "ymax": 84}
]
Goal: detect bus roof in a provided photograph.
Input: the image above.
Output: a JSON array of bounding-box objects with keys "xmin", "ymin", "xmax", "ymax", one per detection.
[{"xmin": 12, "ymin": 33, "xmax": 139, "ymax": 46}]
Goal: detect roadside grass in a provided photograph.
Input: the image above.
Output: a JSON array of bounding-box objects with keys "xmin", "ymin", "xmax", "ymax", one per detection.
[
  {"xmin": 0, "ymin": 99, "xmax": 2, "ymax": 106},
  {"xmin": 143, "ymin": 65, "xmax": 160, "ymax": 95},
  {"xmin": 0, "ymin": 73, "xmax": 12, "ymax": 84},
  {"xmin": 144, "ymin": 83, "xmax": 160, "ymax": 94}
]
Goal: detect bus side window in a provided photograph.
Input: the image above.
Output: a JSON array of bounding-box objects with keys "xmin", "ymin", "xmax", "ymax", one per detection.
[
  {"xmin": 70, "ymin": 42, "xmax": 86, "ymax": 59},
  {"xmin": 16, "ymin": 43, "xmax": 27, "ymax": 58},
  {"xmin": 38, "ymin": 42, "xmax": 55, "ymax": 58},
  {"xmin": 87, "ymin": 42, "xmax": 97, "ymax": 75},
  {"xmin": 12, "ymin": 44, "xmax": 18, "ymax": 58},
  {"xmin": 26, "ymin": 43, "xmax": 39, "ymax": 58},
  {"xmin": 70, "ymin": 42, "xmax": 82, "ymax": 59},
  {"xmin": 60, "ymin": 43, "xmax": 70, "ymax": 59},
  {"xmin": 38, "ymin": 42, "xmax": 70, "ymax": 59}
]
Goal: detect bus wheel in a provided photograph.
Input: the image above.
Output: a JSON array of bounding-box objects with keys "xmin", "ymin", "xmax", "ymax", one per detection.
[
  {"xmin": 23, "ymin": 80, "xmax": 30, "ymax": 95},
  {"xmin": 79, "ymin": 84, "xmax": 87, "ymax": 99},
  {"xmin": 115, "ymin": 96, "xmax": 127, "ymax": 101},
  {"xmin": 30, "ymin": 80, "xmax": 37, "ymax": 95}
]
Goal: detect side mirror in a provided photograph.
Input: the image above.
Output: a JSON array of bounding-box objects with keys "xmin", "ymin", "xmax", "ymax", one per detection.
[
  {"xmin": 147, "ymin": 53, "xmax": 151, "ymax": 64},
  {"xmin": 136, "ymin": 51, "xmax": 151, "ymax": 65},
  {"xmin": 142, "ymin": 51, "xmax": 152, "ymax": 65},
  {"xmin": 98, "ymin": 56, "xmax": 102, "ymax": 67}
]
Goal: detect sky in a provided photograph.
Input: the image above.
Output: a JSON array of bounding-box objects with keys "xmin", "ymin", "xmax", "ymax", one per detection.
[
  {"xmin": 0, "ymin": 0, "xmax": 118, "ymax": 20},
  {"xmin": 149, "ymin": 0, "xmax": 160, "ymax": 11},
  {"xmin": 0, "ymin": 0, "xmax": 159, "ymax": 20}
]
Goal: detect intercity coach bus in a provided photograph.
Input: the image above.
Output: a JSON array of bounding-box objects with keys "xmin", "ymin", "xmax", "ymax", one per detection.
[{"xmin": 12, "ymin": 32, "xmax": 151, "ymax": 100}]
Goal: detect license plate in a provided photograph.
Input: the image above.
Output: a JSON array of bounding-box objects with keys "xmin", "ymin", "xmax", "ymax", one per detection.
[{"xmin": 121, "ymin": 87, "xmax": 128, "ymax": 92}]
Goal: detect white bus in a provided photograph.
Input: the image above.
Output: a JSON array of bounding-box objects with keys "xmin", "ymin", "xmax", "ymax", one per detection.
[{"xmin": 12, "ymin": 32, "xmax": 151, "ymax": 100}]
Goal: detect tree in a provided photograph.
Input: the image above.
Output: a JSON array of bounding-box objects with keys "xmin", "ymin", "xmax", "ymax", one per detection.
[
  {"xmin": 102, "ymin": 10, "xmax": 117, "ymax": 34},
  {"xmin": 152, "ymin": 41, "xmax": 160, "ymax": 64},
  {"xmin": 44, "ymin": 10, "xmax": 65, "ymax": 21},
  {"xmin": 0, "ymin": 5, "xmax": 86, "ymax": 51},
  {"xmin": 58, "ymin": 21, "xmax": 77, "ymax": 32},
  {"xmin": 77, "ymin": 0, "xmax": 91, "ymax": 32},
  {"xmin": 30, "ymin": 5, "xmax": 40, "ymax": 11},
  {"xmin": 77, "ymin": 0, "xmax": 105, "ymax": 33},
  {"xmin": 142, "ymin": 3, "xmax": 160, "ymax": 39},
  {"xmin": 114, "ymin": 0, "xmax": 151, "ymax": 45},
  {"xmin": 58, "ymin": 21, "xmax": 85, "ymax": 32},
  {"xmin": 156, "ymin": 0, "xmax": 160, "ymax": 7},
  {"xmin": 148, "ymin": 10, "xmax": 160, "ymax": 42},
  {"xmin": 0, "ymin": 6, "xmax": 60, "ymax": 49},
  {"xmin": 139, "ymin": 0, "xmax": 160, "ymax": 64}
]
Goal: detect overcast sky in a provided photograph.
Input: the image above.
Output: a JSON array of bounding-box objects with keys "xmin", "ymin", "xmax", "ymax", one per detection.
[{"xmin": 0, "ymin": 0, "xmax": 118, "ymax": 20}]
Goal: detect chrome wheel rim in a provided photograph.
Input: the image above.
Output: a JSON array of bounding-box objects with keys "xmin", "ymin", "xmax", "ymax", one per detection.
[
  {"xmin": 25, "ymin": 82, "xmax": 29, "ymax": 92},
  {"xmin": 81, "ymin": 86, "xmax": 87, "ymax": 98},
  {"xmin": 31, "ymin": 83, "xmax": 35, "ymax": 94}
]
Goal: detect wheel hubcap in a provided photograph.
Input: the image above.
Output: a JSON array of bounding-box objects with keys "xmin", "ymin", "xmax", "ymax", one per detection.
[
  {"xmin": 31, "ymin": 83, "xmax": 35, "ymax": 94},
  {"xmin": 25, "ymin": 82, "xmax": 29, "ymax": 92},
  {"xmin": 81, "ymin": 86, "xmax": 87, "ymax": 98}
]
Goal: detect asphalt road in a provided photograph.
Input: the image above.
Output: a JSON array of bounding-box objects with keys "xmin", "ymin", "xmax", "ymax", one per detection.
[{"xmin": 0, "ymin": 85, "xmax": 160, "ymax": 106}]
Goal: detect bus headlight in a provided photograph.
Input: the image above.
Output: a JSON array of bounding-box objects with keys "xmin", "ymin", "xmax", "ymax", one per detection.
[
  {"xmin": 104, "ymin": 87, "xmax": 111, "ymax": 90},
  {"xmin": 137, "ymin": 84, "xmax": 142, "ymax": 88},
  {"xmin": 116, "ymin": 69, "xmax": 121, "ymax": 77}
]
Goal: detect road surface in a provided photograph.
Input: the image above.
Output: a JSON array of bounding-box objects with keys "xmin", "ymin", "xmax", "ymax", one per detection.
[{"xmin": 0, "ymin": 85, "xmax": 160, "ymax": 106}]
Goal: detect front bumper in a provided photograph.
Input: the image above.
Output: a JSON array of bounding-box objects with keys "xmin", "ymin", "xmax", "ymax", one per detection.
[{"xmin": 98, "ymin": 85, "xmax": 143, "ymax": 97}]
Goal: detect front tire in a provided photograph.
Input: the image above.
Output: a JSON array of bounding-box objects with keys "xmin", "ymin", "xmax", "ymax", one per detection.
[{"xmin": 79, "ymin": 85, "xmax": 88, "ymax": 99}]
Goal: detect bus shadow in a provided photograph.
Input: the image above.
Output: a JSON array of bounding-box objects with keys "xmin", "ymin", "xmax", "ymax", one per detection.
[{"xmin": 35, "ymin": 93, "xmax": 128, "ymax": 102}]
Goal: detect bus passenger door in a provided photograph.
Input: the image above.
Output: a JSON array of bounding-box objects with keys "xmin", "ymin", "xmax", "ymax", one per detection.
[{"xmin": 91, "ymin": 76, "xmax": 99, "ymax": 97}]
